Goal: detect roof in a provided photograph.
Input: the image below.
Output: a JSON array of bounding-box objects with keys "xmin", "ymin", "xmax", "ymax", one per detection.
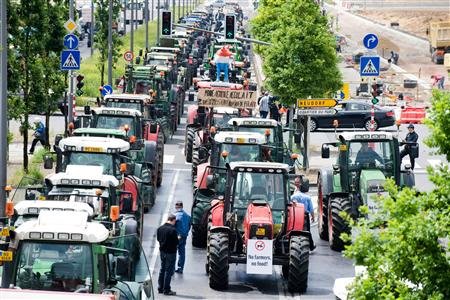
[
  {"xmin": 0, "ymin": 289, "xmax": 114, "ymax": 300},
  {"xmin": 45, "ymin": 165, "xmax": 119, "ymax": 187},
  {"xmin": 228, "ymin": 117, "xmax": 279, "ymax": 127},
  {"xmin": 59, "ymin": 136, "xmax": 130, "ymax": 153},
  {"xmin": 197, "ymin": 81, "xmax": 243, "ymax": 90},
  {"xmin": 339, "ymin": 131, "xmax": 394, "ymax": 141},
  {"xmin": 213, "ymin": 107, "xmax": 239, "ymax": 114},
  {"xmin": 16, "ymin": 211, "xmax": 110, "ymax": 243},
  {"xmin": 93, "ymin": 107, "xmax": 142, "ymax": 117},
  {"xmin": 73, "ymin": 128, "xmax": 127, "ymax": 139},
  {"xmin": 15, "ymin": 200, "xmax": 95, "ymax": 217},
  {"xmin": 214, "ymin": 131, "xmax": 266, "ymax": 144},
  {"xmin": 149, "ymin": 46, "xmax": 180, "ymax": 53},
  {"xmin": 103, "ymin": 93, "xmax": 150, "ymax": 102},
  {"xmin": 229, "ymin": 161, "xmax": 290, "ymax": 172}
]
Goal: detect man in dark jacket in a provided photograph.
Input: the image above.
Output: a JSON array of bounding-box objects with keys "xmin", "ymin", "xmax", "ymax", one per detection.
[
  {"xmin": 157, "ymin": 214, "xmax": 179, "ymax": 296},
  {"xmin": 400, "ymin": 124, "xmax": 419, "ymax": 169}
]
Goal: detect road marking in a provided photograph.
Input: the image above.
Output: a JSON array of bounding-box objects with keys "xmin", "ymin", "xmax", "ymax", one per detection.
[
  {"xmin": 163, "ymin": 154, "xmax": 175, "ymax": 164},
  {"xmin": 149, "ymin": 169, "xmax": 180, "ymax": 274}
]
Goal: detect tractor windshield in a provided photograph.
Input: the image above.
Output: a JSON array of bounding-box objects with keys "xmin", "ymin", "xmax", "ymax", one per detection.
[
  {"xmin": 63, "ymin": 152, "xmax": 119, "ymax": 177},
  {"xmin": 236, "ymin": 126, "xmax": 275, "ymax": 143},
  {"xmin": 220, "ymin": 144, "xmax": 260, "ymax": 165},
  {"xmin": 14, "ymin": 241, "xmax": 93, "ymax": 292},
  {"xmin": 105, "ymin": 100, "xmax": 142, "ymax": 112},
  {"xmin": 213, "ymin": 113, "xmax": 239, "ymax": 128},
  {"xmin": 134, "ymin": 80, "xmax": 154, "ymax": 95},
  {"xmin": 46, "ymin": 187, "xmax": 109, "ymax": 215},
  {"xmin": 96, "ymin": 115, "xmax": 136, "ymax": 136},
  {"xmin": 347, "ymin": 140, "xmax": 395, "ymax": 177}
]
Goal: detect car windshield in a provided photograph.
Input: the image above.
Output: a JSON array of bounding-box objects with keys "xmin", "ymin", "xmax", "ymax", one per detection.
[
  {"xmin": 220, "ymin": 144, "xmax": 260, "ymax": 166},
  {"xmin": 15, "ymin": 242, "xmax": 93, "ymax": 292},
  {"xmin": 237, "ymin": 127, "xmax": 274, "ymax": 143},
  {"xmin": 64, "ymin": 152, "xmax": 116, "ymax": 176},
  {"xmin": 347, "ymin": 140, "xmax": 395, "ymax": 177},
  {"xmin": 96, "ymin": 115, "xmax": 135, "ymax": 136},
  {"xmin": 105, "ymin": 101, "xmax": 142, "ymax": 111}
]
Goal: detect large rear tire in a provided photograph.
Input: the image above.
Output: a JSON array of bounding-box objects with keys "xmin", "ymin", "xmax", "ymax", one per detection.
[
  {"xmin": 208, "ymin": 232, "xmax": 229, "ymax": 290},
  {"xmin": 287, "ymin": 235, "xmax": 309, "ymax": 293},
  {"xmin": 317, "ymin": 175, "xmax": 328, "ymax": 241},
  {"xmin": 192, "ymin": 149, "xmax": 200, "ymax": 182},
  {"xmin": 185, "ymin": 127, "xmax": 195, "ymax": 163},
  {"xmin": 328, "ymin": 197, "xmax": 352, "ymax": 252}
]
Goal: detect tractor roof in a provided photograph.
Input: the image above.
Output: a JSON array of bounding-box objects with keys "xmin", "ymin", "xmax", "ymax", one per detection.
[
  {"xmin": 213, "ymin": 107, "xmax": 239, "ymax": 114},
  {"xmin": 59, "ymin": 136, "xmax": 130, "ymax": 153},
  {"xmin": 229, "ymin": 161, "xmax": 290, "ymax": 173},
  {"xmin": 15, "ymin": 200, "xmax": 95, "ymax": 217},
  {"xmin": 93, "ymin": 107, "xmax": 142, "ymax": 117},
  {"xmin": 73, "ymin": 128, "xmax": 127, "ymax": 139},
  {"xmin": 228, "ymin": 117, "xmax": 278, "ymax": 127},
  {"xmin": 104, "ymin": 93, "xmax": 150, "ymax": 102},
  {"xmin": 197, "ymin": 81, "xmax": 244, "ymax": 89},
  {"xmin": 15, "ymin": 211, "xmax": 109, "ymax": 243},
  {"xmin": 150, "ymin": 46, "xmax": 181, "ymax": 53},
  {"xmin": 214, "ymin": 131, "xmax": 266, "ymax": 144},
  {"xmin": 46, "ymin": 165, "xmax": 119, "ymax": 187},
  {"xmin": 339, "ymin": 131, "xmax": 394, "ymax": 141},
  {"xmin": 147, "ymin": 52, "xmax": 177, "ymax": 59}
]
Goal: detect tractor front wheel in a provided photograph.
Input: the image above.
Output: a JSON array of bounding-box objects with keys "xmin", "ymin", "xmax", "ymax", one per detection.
[
  {"xmin": 185, "ymin": 127, "xmax": 195, "ymax": 163},
  {"xmin": 328, "ymin": 197, "xmax": 352, "ymax": 252},
  {"xmin": 287, "ymin": 235, "xmax": 309, "ymax": 293},
  {"xmin": 208, "ymin": 232, "xmax": 229, "ymax": 290}
]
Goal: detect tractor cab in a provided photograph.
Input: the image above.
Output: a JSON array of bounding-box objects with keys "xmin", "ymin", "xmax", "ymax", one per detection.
[
  {"xmin": 91, "ymin": 108, "xmax": 142, "ymax": 140},
  {"xmin": 0, "ymin": 211, "xmax": 154, "ymax": 299},
  {"xmin": 102, "ymin": 94, "xmax": 150, "ymax": 116}
]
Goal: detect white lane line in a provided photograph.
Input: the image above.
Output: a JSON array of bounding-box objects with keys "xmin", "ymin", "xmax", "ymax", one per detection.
[
  {"xmin": 163, "ymin": 155, "xmax": 175, "ymax": 164},
  {"xmin": 149, "ymin": 169, "xmax": 180, "ymax": 274}
]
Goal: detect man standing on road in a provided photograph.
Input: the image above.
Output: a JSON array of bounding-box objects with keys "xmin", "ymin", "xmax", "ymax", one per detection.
[
  {"xmin": 259, "ymin": 92, "xmax": 270, "ymax": 118},
  {"xmin": 400, "ymin": 124, "xmax": 419, "ymax": 170},
  {"xmin": 291, "ymin": 176, "xmax": 316, "ymax": 250},
  {"xmin": 29, "ymin": 117, "xmax": 46, "ymax": 155},
  {"xmin": 157, "ymin": 214, "xmax": 179, "ymax": 296},
  {"xmin": 174, "ymin": 201, "xmax": 191, "ymax": 274}
]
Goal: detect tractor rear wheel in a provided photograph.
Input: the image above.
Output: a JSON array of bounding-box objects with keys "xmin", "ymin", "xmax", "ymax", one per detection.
[
  {"xmin": 328, "ymin": 197, "xmax": 352, "ymax": 252},
  {"xmin": 208, "ymin": 232, "xmax": 229, "ymax": 290},
  {"xmin": 317, "ymin": 175, "xmax": 328, "ymax": 241},
  {"xmin": 192, "ymin": 149, "xmax": 200, "ymax": 182},
  {"xmin": 287, "ymin": 235, "xmax": 309, "ymax": 293},
  {"xmin": 185, "ymin": 127, "xmax": 195, "ymax": 163}
]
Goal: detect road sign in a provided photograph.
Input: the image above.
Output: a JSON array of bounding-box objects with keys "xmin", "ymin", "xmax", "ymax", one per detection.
[
  {"xmin": 64, "ymin": 19, "xmax": 78, "ymax": 33},
  {"xmin": 363, "ymin": 33, "xmax": 378, "ymax": 49},
  {"xmin": 297, "ymin": 108, "xmax": 338, "ymax": 115},
  {"xmin": 60, "ymin": 50, "xmax": 80, "ymax": 70},
  {"xmin": 101, "ymin": 85, "xmax": 113, "ymax": 96},
  {"xmin": 63, "ymin": 34, "xmax": 79, "ymax": 50},
  {"xmin": 297, "ymin": 98, "xmax": 338, "ymax": 108},
  {"xmin": 123, "ymin": 50, "xmax": 134, "ymax": 62},
  {"xmin": 246, "ymin": 239, "xmax": 273, "ymax": 275},
  {"xmin": 360, "ymin": 56, "xmax": 380, "ymax": 76}
]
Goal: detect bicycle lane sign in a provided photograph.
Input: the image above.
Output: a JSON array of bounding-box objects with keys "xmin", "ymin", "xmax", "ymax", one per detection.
[{"xmin": 246, "ymin": 239, "xmax": 273, "ymax": 275}]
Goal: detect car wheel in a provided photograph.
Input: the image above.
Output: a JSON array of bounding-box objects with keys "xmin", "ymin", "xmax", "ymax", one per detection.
[
  {"xmin": 364, "ymin": 119, "xmax": 378, "ymax": 131},
  {"xmin": 309, "ymin": 119, "xmax": 318, "ymax": 131}
]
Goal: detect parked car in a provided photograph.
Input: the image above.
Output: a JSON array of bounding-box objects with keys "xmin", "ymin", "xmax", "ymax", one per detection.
[{"xmin": 308, "ymin": 100, "xmax": 396, "ymax": 131}]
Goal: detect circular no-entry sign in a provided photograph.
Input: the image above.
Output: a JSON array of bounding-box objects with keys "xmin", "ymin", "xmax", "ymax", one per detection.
[
  {"xmin": 123, "ymin": 50, "xmax": 134, "ymax": 62},
  {"xmin": 255, "ymin": 240, "xmax": 265, "ymax": 251}
]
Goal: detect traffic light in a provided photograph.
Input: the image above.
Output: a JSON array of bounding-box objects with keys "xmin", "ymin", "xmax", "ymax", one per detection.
[
  {"xmin": 76, "ymin": 74, "xmax": 85, "ymax": 96},
  {"xmin": 225, "ymin": 15, "xmax": 236, "ymax": 39},
  {"xmin": 371, "ymin": 84, "xmax": 379, "ymax": 104},
  {"xmin": 161, "ymin": 11, "xmax": 172, "ymax": 36}
]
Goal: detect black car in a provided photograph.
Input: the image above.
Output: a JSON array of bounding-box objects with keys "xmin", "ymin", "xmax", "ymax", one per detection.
[{"xmin": 309, "ymin": 101, "xmax": 396, "ymax": 131}]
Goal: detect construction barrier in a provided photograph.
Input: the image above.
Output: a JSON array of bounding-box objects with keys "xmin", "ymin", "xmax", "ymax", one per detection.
[{"xmin": 399, "ymin": 106, "xmax": 426, "ymax": 124}]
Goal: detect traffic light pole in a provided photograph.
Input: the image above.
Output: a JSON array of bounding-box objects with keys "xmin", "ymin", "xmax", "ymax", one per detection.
[
  {"xmin": 145, "ymin": 0, "xmax": 149, "ymax": 50},
  {"xmin": 107, "ymin": 0, "xmax": 113, "ymax": 86},
  {"xmin": 178, "ymin": 0, "xmax": 180, "ymax": 20},
  {"xmin": 0, "ymin": 0, "xmax": 7, "ymax": 217},
  {"xmin": 182, "ymin": 0, "xmax": 185, "ymax": 17},
  {"xmin": 123, "ymin": 0, "xmax": 127, "ymax": 35},
  {"xmin": 68, "ymin": 0, "xmax": 74, "ymax": 124},
  {"xmin": 90, "ymin": 1, "xmax": 94, "ymax": 56},
  {"xmin": 157, "ymin": 0, "xmax": 160, "ymax": 44},
  {"xmin": 131, "ymin": 0, "xmax": 134, "ymax": 54}
]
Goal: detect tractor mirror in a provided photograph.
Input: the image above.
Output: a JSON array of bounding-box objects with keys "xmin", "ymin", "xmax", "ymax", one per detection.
[
  {"xmin": 84, "ymin": 105, "xmax": 91, "ymax": 115},
  {"xmin": 135, "ymin": 56, "xmax": 141, "ymax": 65},
  {"xmin": 199, "ymin": 147, "xmax": 208, "ymax": 160},
  {"xmin": 321, "ymin": 144, "xmax": 330, "ymax": 159},
  {"xmin": 43, "ymin": 155, "xmax": 54, "ymax": 170},
  {"xmin": 54, "ymin": 134, "xmax": 63, "ymax": 147},
  {"xmin": 139, "ymin": 49, "xmax": 143, "ymax": 56},
  {"xmin": 300, "ymin": 177, "xmax": 310, "ymax": 193},
  {"xmin": 114, "ymin": 256, "xmax": 130, "ymax": 278},
  {"xmin": 294, "ymin": 131, "xmax": 302, "ymax": 144},
  {"xmin": 206, "ymin": 175, "xmax": 215, "ymax": 189},
  {"xmin": 143, "ymin": 279, "xmax": 153, "ymax": 298}
]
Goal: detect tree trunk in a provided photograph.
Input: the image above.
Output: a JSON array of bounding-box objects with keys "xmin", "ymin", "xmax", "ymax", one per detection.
[{"xmin": 45, "ymin": 110, "xmax": 50, "ymax": 150}]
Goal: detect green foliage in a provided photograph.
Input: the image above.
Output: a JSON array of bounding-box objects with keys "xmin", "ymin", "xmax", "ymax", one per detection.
[
  {"xmin": 425, "ymin": 90, "xmax": 450, "ymax": 161},
  {"xmin": 251, "ymin": 0, "xmax": 342, "ymax": 104}
]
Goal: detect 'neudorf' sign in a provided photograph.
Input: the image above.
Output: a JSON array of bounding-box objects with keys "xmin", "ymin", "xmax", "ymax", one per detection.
[{"xmin": 197, "ymin": 88, "xmax": 257, "ymax": 109}]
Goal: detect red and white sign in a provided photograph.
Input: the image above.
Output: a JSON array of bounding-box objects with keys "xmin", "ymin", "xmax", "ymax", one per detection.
[
  {"xmin": 123, "ymin": 50, "xmax": 134, "ymax": 62},
  {"xmin": 246, "ymin": 239, "xmax": 273, "ymax": 275}
]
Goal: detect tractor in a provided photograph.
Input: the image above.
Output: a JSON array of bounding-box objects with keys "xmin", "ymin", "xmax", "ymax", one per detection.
[
  {"xmin": 87, "ymin": 107, "xmax": 164, "ymax": 187},
  {"xmin": 318, "ymin": 132, "xmax": 416, "ymax": 251},
  {"xmin": 0, "ymin": 210, "xmax": 154, "ymax": 299},
  {"xmin": 190, "ymin": 131, "xmax": 268, "ymax": 247},
  {"xmin": 206, "ymin": 162, "xmax": 311, "ymax": 293}
]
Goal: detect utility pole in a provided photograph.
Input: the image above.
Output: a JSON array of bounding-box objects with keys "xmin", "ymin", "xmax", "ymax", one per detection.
[
  {"xmin": 145, "ymin": 0, "xmax": 149, "ymax": 50},
  {"xmin": 123, "ymin": 0, "xmax": 127, "ymax": 35},
  {"xmin": 157, "ymin": 0, "xmax": 160, "ymax": 45},
  {"xmin": 178, "ymin": 0, "xmax": 180, "ymax": 20},
  {"xmin": 107, "ymin": 0, "xmax": 113, "ymax": 86},
  {"xmin": 172, "ymin": 0, "xmax": 175, "ymax": 18},
  {"xmin": 0, "ymin": 0, "xmax": 7, "ymax": 217},
  {"xmin": 131, "ymin": 0, "xmax": 134, "ymax": 54},
  {"xmin": 90, "ymin": 0, "xmax": 94, "ymax": 56},
  {"xmin": 68, "ymin": 0, "xmax": 74, "ymax": 124},
  {"xmin": 151, "ymin": 0, "xmax": 154, "ymax": 20},
  {"xmin": 182, "ymin": 0, "xmax": 185, "ymax": 17}
]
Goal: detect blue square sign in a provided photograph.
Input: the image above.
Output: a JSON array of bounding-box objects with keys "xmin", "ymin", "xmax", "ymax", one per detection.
[
  {"xmin": 61, "ymin": 50, "xmax": 80, "ymax": 70},
  {"xmin": 360, "ymin": 56, "xmax": 380, "ymax": 77}
]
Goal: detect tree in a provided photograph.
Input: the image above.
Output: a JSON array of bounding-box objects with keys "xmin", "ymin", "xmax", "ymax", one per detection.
[
  {"xmin": 251, "ymin": 0, "xmax": 341, "ymax": 103},
  {"xmin": 343, "ymin": 91, "xmax": 450, "ymax": 299},
  {"xmin": 94, "ymin": 0, "xmax": 123, "ymax": 87}
]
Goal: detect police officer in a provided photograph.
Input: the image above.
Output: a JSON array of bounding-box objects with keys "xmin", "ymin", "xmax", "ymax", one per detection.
[{"xmin": 400, "ymin": 124, "xmax": 419, "ymax": 169}]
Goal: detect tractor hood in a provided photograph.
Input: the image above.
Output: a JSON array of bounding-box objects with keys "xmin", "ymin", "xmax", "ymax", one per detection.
[{"xmin": 359, "ymin": 169, "xmax": 387, "ymax": 214}]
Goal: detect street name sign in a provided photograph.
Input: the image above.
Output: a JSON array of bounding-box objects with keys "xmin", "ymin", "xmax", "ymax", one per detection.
[
  {"xmin": 63, "ymin": 34, "xmax": 79, "ymax": 50},
  {"xmin": 360, "ymin": 56, "xmax": 380, "ymax": 76},
  {"xmin": 363, "ymin": 33, "xmax": 378, "ymax": 49},
  {"xmin": 246, "ymin": 239, "xmax": 273, "ymax": 275},
  {"xmin": 297, "ymin": 108, "xmax": 338, "ymax": 115},
  {"xmin": 197, "ymin": 88, "xmax": 257, "ymax": 109},
  {"xmin": 297, "ymin": 98, "xmax": 338, "ymax": 108},
  {"xmin": 60, "ymin": 50, "xmax": 80, "ymax": 70}
]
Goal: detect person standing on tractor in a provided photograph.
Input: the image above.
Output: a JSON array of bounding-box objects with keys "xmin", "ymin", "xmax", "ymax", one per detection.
[
  {"xmin": 259, "ymin": 92, "xmax": 270, "ymax": 119},
  {"xmin": 400, "ymin": 124, "xmax": 419, "ymax": 170},
  {"xmin": 157, "ymin": 214, "xmax": 179, "ymax": 296},
  {"xmin": 174, "ymin": 201, "xmax": 191, "ymax": 274},
  {"xmin": 29, "ymin": 117, "xmax": 47, "ymax": 155},
  {"xmin": 291, "ymin": 176, "xmax": 316, "ymax": 250}
]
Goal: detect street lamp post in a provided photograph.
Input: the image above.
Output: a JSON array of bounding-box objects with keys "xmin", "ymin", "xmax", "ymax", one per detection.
[
  {"xmin": 108, "ymin": 0, "xmax": 113, "ymax": 86},
  {"xmin": 123, "ymin": 0, "xmax": 127, "ymax": 35},
  {"xmin": 131, "ymin": 0, "xmax": 134, "ymax": 54},
  {"xmin": 90, "ymin": 1, "xmax": 94, "ymax": 56},
  {"xmin": 157, "ymin": 0, "xmax": 160, "ymax": 45},
  {"xmin": 145, "ymin": 0, "xmax": 149, "ymax": 50},
  {"xmin": 0, "ymin": 0, "xmax": 7, "ymax": 217}
]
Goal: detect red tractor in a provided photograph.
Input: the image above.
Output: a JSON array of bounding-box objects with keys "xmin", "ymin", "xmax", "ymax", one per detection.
[{"xmin": 206, "ymin": 162, "xmax": 311, "ymax": 293}]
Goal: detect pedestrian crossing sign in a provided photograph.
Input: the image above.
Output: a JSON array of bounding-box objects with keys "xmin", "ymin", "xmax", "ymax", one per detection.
[
  {"xmin": 60, "ymin": 50, "xmax": 80, "ymax": 70},
  {"xmin": 360, "ymin": 56, "xmax": 380, "ymax": 76}
]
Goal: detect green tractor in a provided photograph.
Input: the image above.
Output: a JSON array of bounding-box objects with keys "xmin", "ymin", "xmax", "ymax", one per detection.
[{"xmin": 318, "ymin": 132, "xmax": 416, "ymax": 251}]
